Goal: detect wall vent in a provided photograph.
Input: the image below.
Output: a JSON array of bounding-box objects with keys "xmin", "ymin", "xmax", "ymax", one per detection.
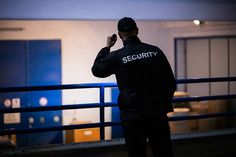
[{"xmin": 0, "ymin": 27, "xmax": 24, "ymax": 31}]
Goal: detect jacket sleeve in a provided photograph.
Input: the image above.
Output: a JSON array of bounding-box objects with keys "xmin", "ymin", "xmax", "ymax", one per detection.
[{"xmin": 91, "ymin": 47, "xmax": 117, "ymax": 78}]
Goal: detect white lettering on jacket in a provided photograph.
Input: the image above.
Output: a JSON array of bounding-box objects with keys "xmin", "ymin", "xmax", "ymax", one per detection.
[{"xmin": 122, "ymin": 51, "xmax": 158, "ymax": 64}]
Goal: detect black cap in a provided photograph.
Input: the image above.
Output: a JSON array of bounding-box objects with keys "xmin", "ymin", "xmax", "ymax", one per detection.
[{"xmin": 118, "ymin": 17, "xmax": 138, "ymax": 32}]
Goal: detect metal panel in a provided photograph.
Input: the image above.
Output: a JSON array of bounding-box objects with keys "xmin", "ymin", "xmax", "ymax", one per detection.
[
  {"xmin": 175, "ymin": 39, "xmax": 186, "ymax": 91},
  {"xmin": 0, "ymin": 41, "xmax": 28, "ymax": 146},
  {"xmin": 186, "ymin": 39, "xmax": 210, "ymax": 96},
  {"xmin": 230, "ymin": 38, "xmax": 236, "ymax": 94},
  {"xmin": 111, "ymin": 88, "xmax": 123, "ymax": 139},
  {"xmin": 210, "ymin": 38, "xmax": 228, "ymax": 95},
  {"xmin": 0, "ymin": 41, "xmax": 26, "ymax": 87},
  {"xmin": 26, "ymin": 40, "xmax": 62, "ymax": 145}
]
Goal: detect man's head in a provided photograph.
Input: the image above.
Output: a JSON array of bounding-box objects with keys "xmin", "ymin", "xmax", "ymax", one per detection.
[{"xmin": 117, "ymin": 17, "xmax": 139, "ymax": 41}]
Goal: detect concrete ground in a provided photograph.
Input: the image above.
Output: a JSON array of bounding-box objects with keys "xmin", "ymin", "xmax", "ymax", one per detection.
[{"xmin": 1, "ymin": 129, "xmax": 236, "ymax": 157}]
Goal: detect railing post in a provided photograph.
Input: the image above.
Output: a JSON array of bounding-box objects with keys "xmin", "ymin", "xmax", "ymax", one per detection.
[{"xmin": 99, "ymin": 86, "xmax": 105, "ymax": 140}]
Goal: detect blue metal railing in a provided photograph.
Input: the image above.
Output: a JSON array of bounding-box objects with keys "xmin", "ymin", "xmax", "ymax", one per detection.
[{"xmin": 0, "ymin": 77, "xmax": 236, "ymax": 139}]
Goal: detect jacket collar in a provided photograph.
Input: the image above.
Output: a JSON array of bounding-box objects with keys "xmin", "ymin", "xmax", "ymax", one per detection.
[{"xmin": 123, "ymin": 36, "xmax": 141, "ymax": 46}]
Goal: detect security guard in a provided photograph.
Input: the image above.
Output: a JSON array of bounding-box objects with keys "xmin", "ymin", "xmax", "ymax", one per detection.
[{"xmin": 92, "ymin": 17, "xmax": 176, "ymax": 157}]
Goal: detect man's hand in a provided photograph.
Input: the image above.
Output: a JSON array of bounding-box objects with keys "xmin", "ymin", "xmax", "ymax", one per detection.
[{"xmin": 106, "ymin": 34, "xmax": 117, "ymax": 48}]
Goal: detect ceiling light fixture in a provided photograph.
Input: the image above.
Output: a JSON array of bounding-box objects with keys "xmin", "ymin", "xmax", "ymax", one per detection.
[{"xmin": 193, "ymin": 20, "xmax": 201, "ymax": 26}]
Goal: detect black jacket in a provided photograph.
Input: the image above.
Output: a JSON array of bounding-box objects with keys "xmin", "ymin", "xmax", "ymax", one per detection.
[{"xmin": 92, "ymin": 36, "xmax": 176, "ymax": 121}]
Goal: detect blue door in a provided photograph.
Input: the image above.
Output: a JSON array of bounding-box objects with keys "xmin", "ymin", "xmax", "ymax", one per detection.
[
  {"xmin": 111, "ymin": 88, "xmax": 124, "ymax": 139},
  {"xmin": 0, "ymin": 41, "xmax": 28, "ymax": 146},
  {"xmin": 26, "ymin": 40, "xmax": 62, "ymax": 145},
  {"xmin": 0, "ymin": 40, "xmax": 62, "ymax": 147}
]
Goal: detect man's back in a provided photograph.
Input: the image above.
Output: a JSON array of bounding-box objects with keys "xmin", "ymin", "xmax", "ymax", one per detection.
[{"xmin": 92, "ymin": 36, "xmax": 176, "ymax": 120}]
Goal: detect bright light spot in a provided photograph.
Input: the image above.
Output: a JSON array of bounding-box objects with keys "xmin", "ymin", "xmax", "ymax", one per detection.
[{"xmin": 193, "ymin": 20, "xmax": 201, "ymax": 26}]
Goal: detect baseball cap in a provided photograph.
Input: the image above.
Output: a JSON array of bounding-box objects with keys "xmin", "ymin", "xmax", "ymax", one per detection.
[{"xmin": 118, "ymin": 17, "xmax": 138, "ymax": 32}]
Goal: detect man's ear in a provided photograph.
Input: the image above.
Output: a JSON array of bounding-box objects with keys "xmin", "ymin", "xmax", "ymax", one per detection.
[
  {"xmin": 118, "ymin": 32, "xmax": 124, "ymax": 41},
  {"xmin": 136, "ymin": 28, "xmax": 139, "ymax": 35},
  {"xmin": 118, "ymin": 32, "xmax": 122, "ymax": 39}
]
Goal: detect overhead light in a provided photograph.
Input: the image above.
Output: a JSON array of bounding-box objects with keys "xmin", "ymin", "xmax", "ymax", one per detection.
[{"xmin": 193, "ymin": 20, "xmax": 201, "ymax": 26}]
